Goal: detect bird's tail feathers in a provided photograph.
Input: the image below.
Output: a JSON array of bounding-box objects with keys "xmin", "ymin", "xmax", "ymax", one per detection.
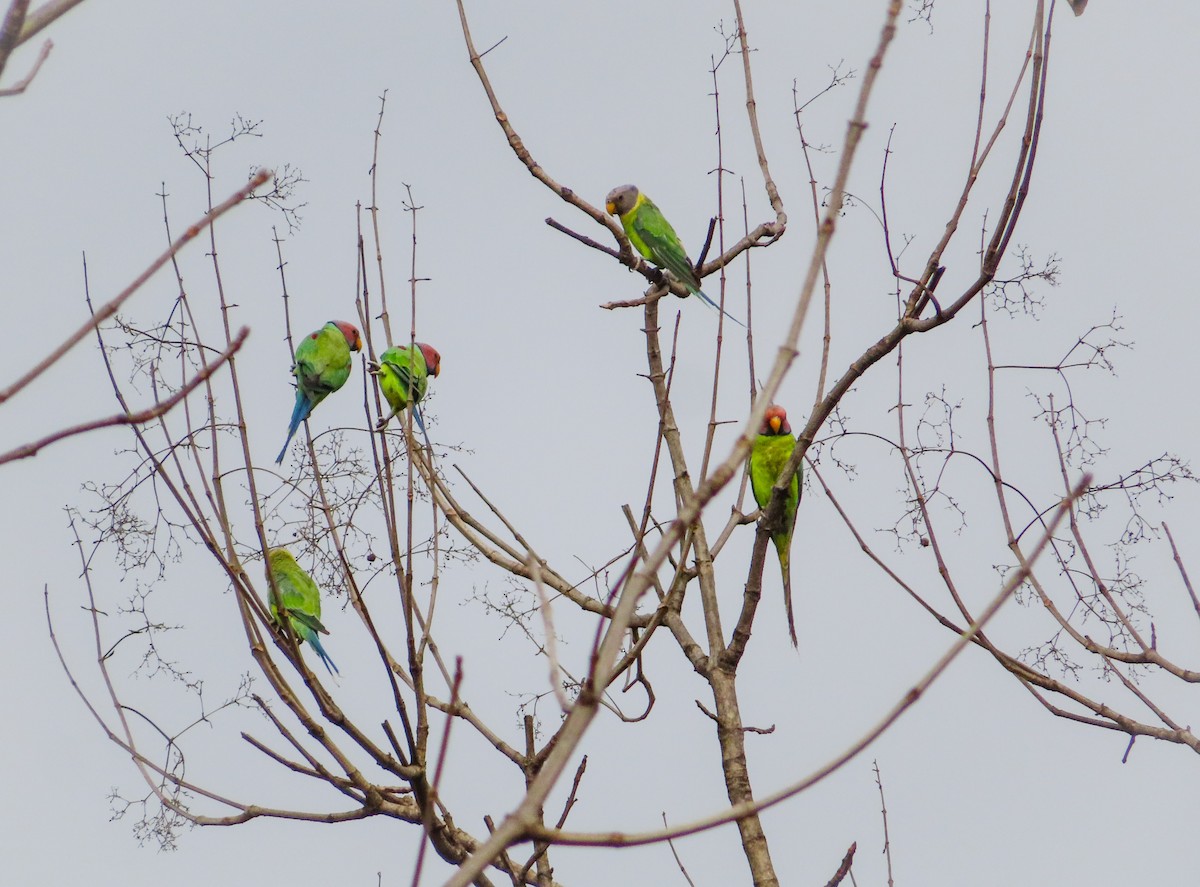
[
  {"xmin": 303, "ymin": 628, "xmax": 340, "ymax": 676},
  {"xmin": 695, "ymin": 288, "xmax": 746, "ymax": 329},
  {"xmin": 777, "ymin": 544, "xmax": 798, "ymax": 650},
  {"xmin": 276, "ymin": 391, "xmax": 314, "ymax": 464},
  {"xmin": 412, "ymin": 403, "xmax": 434, "ymax": 452}
]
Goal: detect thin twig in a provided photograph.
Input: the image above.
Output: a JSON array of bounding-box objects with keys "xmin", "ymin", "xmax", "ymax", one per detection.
[
  {"xmin": 523, "ymin": 474, "xmax": 1089, "ymax": 848},
  {"xmin": 662, "ymin": 812, "xmax": 697, "ymax": 887},
  {"xmin": 1163, "ymin": 523, "xmax": 1200, "ymax": 621},
  {"xmin": 873, "ymin": 761, "xmax": 895, "ymax": 887},
  {"xmin": 731, "ymin": 0, "xmax": 786, "ymax": 231},
  {"xmin": 0, "ymin": 37, "xmax": 48, "ymax": 96},
  {"xmin": 0, "ymin": 170, "xmax": 270, "ymax": 408},
  {"xmin": 445, "ymin": 5, "xmax": 904, "ymax": 881},
  {"xmin": 0, "ymin": 326, "xmax": 248, "ymax": 464},
  {"xmin": 823, "ymin": 843, "xmax": 857, "ymax": 887}
]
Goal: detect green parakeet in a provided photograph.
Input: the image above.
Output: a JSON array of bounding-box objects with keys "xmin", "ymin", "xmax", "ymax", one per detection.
[
  {"xmin": 370, "ymin": 342, "xmax": 441, "ymax": 432},
  {"xmin": 749, "ymin": 404, "xmax": 800, "ymax": 647},
  {"xmin": 265, "ymin": 548, "xmax": 338, "ymax": 675},
  {"xmin": 605, "ymin": 184, "xmax": 744, "ymax": 328},
  {"xmin": 276, "ymin": 320, "xmax": 363, "ymax": 464}
]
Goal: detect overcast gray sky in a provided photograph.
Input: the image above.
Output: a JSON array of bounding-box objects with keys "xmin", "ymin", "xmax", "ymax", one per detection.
[{"xmin": 4, "ymin": 2, "xmax": 1200, "ymax": 885}]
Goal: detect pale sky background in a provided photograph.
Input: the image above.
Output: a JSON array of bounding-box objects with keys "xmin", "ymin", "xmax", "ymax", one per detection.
[{"xmin": 3, "ymin": 2, "xmax": 1200, "ymax": 885}]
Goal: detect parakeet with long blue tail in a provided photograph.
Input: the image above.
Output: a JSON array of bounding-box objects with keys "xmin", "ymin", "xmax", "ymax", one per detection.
[
  {"xmin": 370, "ymin": 342, "xmax": 441, "ymax": 435},
  {"xmin": 265, "ymin": 548, "xmax": 339, "ymax": 675},
  {"xmin": 749, "ymin": 404, "xmax": 801, "ymax": 648},
  {"xmin": 605, "ymin": 184, "xmax": 744, "ymax": 328},
  {"xmin": 275, "ymin": 320, "xmax": 362, "ymax": 464}
]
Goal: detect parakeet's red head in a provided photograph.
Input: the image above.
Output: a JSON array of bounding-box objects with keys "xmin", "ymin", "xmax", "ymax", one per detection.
[
  {"xmin": 330, "ymin": 320, "xmax": 362, "ymax": 352},
  {"xmin": 605, "ymin": 184, "xmax": 639, "ymax": 217},
  {"xmin": 760, "ymin": 404, "xmax": 791, "ymax": 436},
  {"xmin": 417, "ymin": 342, "xmax": 441, "ymax": 377}
]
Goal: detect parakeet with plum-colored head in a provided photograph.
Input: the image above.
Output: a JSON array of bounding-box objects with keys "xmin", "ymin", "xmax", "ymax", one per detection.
[
  {"xmin": 371, "ymin": 342, "xmax": 441, "ymax": 434},
  {"xmin": 275, "ymin": 320, "xmax": 362, "ymax": 464},
  {"xmin": 265, "ymin": 548, "xmax": 338, "ymax": 675},
  {"xmin": 749, "ymin": 404, "xmax": 801, "ymax": 648},
  {"xmin": 605, "ymin": 184, "xmax": 744, "ymax": 327}
]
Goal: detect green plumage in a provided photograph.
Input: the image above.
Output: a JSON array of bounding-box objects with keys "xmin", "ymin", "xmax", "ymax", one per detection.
[
  {"xmin": 276, "ymin": 320, "xmax": 361, "ymax": 464},
  {"xmin": 615, "ymin": 189, "xmax": 702, "ymax": 293},
  {"xmin": 266, "ymin": 548, "xmax": 338, "ymax": 675},
  {"xmin": 376, "ymin": 345, "xmax": 430, "ymax": 426},
  {"xmin": 605, "ymin": 184, "xmax": 744, "ymax": 326},
  {"xmin": 749, "ymin": 406, "xmax": 801, "ymax": 647},
  {"xmin": 295, "ymin": 323, "xmax": 355, "ymax": 402},
  {"xmin": 370, "ymin": 342, "xmax": 441, "ymax": 443}
]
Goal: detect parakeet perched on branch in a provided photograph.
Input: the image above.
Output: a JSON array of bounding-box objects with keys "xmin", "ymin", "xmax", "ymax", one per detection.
[
  {"xmin": 371, "ymin": 342, "xmax": 441, "ymax": 434},
  {"xmin": 276, "ymin": 320, "xmax": 362, "ymax": 464},
  {"xmin": 605, "ymin": 184, "xmax": 744, "ymax": 328},
  {"xmin": 749, "ymin": 404, "xmax": 801, "ymax": 647},
  {"xmin": 265, "ymin": 548, "xmax": 338, "ymax": 675}
]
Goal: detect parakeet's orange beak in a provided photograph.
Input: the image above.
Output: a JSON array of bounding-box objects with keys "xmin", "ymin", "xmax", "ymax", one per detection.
[
  {"xmin": 353, "ymin": 334, "xmax": 363, "ymax": 352},
  {"xmin": 769, "ymin": 415, "xmax": 782, "ymax": 433},
  {"xmin": 605, "ymin": 201, "xmax": 617, "ymax": 215}
]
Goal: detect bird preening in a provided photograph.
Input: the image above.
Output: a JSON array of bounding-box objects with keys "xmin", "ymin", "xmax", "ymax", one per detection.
[
  {"xmin": 276, "ymin": 320, "xmax": 363, "ymax": 464},
  {"xmin": 749, "ymin": 404, "xmax": 802, "ymax": 648},
  {"xmin": 605, "ymin": 184, "xmax": 745, "ymax": 328},
  {"xmin": 370, "ymin": 342, "xmax": 442, "ymax": 434}
]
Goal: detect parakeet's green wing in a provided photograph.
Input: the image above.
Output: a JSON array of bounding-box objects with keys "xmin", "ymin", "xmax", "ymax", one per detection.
[
  {"xmin": 269, "ymin": 554, "xmax": 338, "ymax": 675},
  {"xmin": 629, "ymin": 197, "xmax": 701, "ymax": 292},
  {"xmin": 272, "ymin": 559, "xmax": 322, "ymax": 624},
  {"xmin": 285, "ymin": 607, "xmax": 329, "ymax": 637},
  {"xmin": 378, "ymin": 345, "xmax": 429, "ymax": 413},
  {"xmin": 266, "ymin": 550, "xmax": 338, "ymax": 674}
]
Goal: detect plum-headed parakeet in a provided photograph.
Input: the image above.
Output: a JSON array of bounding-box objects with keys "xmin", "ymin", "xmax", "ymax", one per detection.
[
  {"xmin": 605, "ymin": 184, "xmax": 744, "ymax": 328},
  {"xmin": 276, "ymin": 320, "xmax": 362, "ymax": 464},
  {"xmin": 265, "ymin": 548, "xmax": 339, "ymax": 675},
  {"xmin": 749, "ymin": 404, "xmax": 801, "ymax": 648},
  {"xmin": 371, "ymin": 342, "xmax": 441, "ymax": 433}
]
